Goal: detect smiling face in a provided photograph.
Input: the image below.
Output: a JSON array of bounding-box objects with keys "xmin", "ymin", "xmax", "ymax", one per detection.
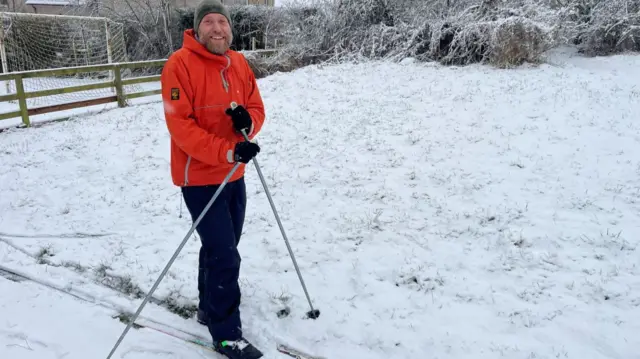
[{"xmin": 197, "ymin": 13, "xmax": 233, "ymax": 55}]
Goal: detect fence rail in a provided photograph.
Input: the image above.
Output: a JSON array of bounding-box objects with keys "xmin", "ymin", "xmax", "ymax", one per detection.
[{"xmin": 0, "ymin": 50, "xmax": 276, "ymax": 127}]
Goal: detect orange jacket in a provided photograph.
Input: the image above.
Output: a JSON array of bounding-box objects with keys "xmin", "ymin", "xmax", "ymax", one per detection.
[{"xmin": 160, "ymin": 29, "xmax": 265, "ymax": 186}]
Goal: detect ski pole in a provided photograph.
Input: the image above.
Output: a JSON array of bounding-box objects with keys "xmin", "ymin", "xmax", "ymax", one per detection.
[
  {"xmin": 231, "ymin": 102, "xmax": 320, "ymax": 320},
  {"xmin": 106, "ymin": 161, "xmax": 243, "ymax": 359}
]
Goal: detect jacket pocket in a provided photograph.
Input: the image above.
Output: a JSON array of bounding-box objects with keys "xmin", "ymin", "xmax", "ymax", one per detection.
[
  {"xmin": 194, "ymin": 104, "xmax": 235, "ymax": 141},
  {"xmin": 194, "ymin": 104, "xmax": 224, "ymax": 132}
]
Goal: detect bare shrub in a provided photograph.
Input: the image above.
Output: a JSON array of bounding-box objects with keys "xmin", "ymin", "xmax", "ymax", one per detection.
[
  {"xmin": 337, "ymin": 23, "xmax": 415, "ymax": 61},
  {"xmin": 339, "ymin": 0, "xmax": 394, "ymax": 28},
  {"xmin": 244, "ymin": 51, "xmax": 302, "ymax": 79},
  {"xmin": 407, "ymin": 22, "xmax": 432, "ymax": 60},
  {"xmin": 581, "ymin": 24, "xmax": 640, "ymax": 55},
  {"xmin": 87, "ymin": 0, "xmax": 178, "ymax": 62},
  {"xmin": 275, "ymin": 0, "xmax": 400, "ymax": 63},
  {"xmin": 489, "ymin": 16, "xmax": 550, "ymax": 67},
  {"xmin": 429, "ymin": 22, "xmax": 492, "ymax": 65},
  {"xmin": 422, "ymin": 1, "xmax": 551, "ymax": 67}
]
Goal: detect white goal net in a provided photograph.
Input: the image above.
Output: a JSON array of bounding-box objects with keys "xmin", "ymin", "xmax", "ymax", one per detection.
[{"xmin": 0, "ymin": 12, "xmax": 142, "ymax": 108}]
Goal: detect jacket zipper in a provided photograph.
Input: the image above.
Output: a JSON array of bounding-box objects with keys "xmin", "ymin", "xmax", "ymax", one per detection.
[
  {"xmin": 183, "ymin": 155, "xmax": 192, "ymax": 186},
  {"xmin": 220, "ymin": 55, "xmax": 231, "ymax": 93},
  {"xmin": 221, "ymin": 55, "xmax": 234, "ymax": 163}
]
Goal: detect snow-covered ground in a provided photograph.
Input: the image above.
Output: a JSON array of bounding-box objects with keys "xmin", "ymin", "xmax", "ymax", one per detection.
[{"xmin": 1, "ymin": 47, "xmax": 639, "ymax": 359}]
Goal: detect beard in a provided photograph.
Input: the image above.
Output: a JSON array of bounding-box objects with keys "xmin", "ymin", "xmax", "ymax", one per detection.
[{"xmin": 199, "ymin": 32, "xmax": 232, "ymax": 55}]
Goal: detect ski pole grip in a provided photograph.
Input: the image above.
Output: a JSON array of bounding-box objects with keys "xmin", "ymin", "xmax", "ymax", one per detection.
[{"xmin": 230, "ymin": 101, "xmax": 251, "ymax": 142}]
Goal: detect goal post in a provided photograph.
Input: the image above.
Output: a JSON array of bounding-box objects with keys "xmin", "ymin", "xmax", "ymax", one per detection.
[{"xmin": 0, "ymin": 11, "xmax": 139, "ymax": 107}]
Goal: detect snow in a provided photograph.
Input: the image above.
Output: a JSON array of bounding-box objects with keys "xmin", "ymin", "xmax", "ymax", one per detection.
[
  {"xmin": 1, "ymin": 47, "xmax": 640, "ymax": 359},
  {"xmin": 0, "ymin": 273, "xmax": 161, "ymax": 359}
]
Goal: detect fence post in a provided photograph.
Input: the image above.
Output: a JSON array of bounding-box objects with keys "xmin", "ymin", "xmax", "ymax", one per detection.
[
  {"xmin": 113, "ymin": 65, "xmax": 125, "ymax": 108},
  {"xmin": 15, "ymin": 75, "xmax": 30, "ymax": 127}
]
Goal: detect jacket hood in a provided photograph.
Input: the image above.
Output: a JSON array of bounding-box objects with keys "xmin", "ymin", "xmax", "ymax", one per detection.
[{"xmin": 182, "ymin": 29, "xmax": 231, "ymax": 64}]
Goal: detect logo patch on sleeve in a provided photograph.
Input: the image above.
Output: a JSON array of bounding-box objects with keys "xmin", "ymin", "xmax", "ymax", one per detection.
[{"xmin": 171, "ymin": 88, "xmax": 180, "ymax": 100}]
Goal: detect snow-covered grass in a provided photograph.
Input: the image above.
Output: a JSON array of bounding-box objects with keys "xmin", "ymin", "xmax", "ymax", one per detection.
[{"xmin": 1, "ymin": 47, "xmax": 640, "ymax": 359}]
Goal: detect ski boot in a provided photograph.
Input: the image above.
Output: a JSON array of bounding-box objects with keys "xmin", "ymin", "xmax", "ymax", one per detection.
[{"xmin": 214, "ymin": 337, "xmax": 263, "ymax": 359}]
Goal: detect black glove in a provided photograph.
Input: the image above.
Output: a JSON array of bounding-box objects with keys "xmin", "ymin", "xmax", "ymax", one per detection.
[
  {"xmin": 225, "ymin": 105, "xmax": 252, "ymax": 134},
  {"xmin": 234, "ymin": 141, "xmax": 260, "ymax": 163}
]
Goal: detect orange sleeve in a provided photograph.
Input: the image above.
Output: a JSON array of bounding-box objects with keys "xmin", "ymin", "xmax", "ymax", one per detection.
[
  {"xmin": 242, "ymin": 56, "xmax": 266, "ymax": 139},
  {"xmin": 161, "ymin": 55, "xmax": 235, "ymax": 165}
]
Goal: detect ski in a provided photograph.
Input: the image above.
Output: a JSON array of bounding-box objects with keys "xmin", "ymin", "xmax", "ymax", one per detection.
[
  {"xmin": 277, "ymin": 343, "xmax": 327, "ymax": 359},
  {"xmin": 130, "ymin": 320, "xmax": 265, "ymax": 359},
  {"xmin": 139, "ymin": 318, "xmax": 323, "ymax": 359},
  {"xmin": 125, "ymin": 318, "xmax": 219, "ymax": 353},
  {"xmin": 1, "ymin": 264, "xmax": 324, "ymax": 359}
]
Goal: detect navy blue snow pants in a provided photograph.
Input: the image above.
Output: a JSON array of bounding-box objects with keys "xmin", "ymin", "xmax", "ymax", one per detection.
[{"xmin": 181, "ymin": 177, "xmax": 246, "ymax": 342}]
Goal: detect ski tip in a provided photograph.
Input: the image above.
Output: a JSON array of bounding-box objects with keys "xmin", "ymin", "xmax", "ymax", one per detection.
[{"xmin": 277, "ymin": 343, "xmax": 327, "ymax": 359}]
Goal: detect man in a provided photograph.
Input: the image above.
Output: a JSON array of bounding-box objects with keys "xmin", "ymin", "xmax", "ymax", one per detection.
[{"xmin": 160, "ymin": 1, "xmax": 264, "ymax": 358}]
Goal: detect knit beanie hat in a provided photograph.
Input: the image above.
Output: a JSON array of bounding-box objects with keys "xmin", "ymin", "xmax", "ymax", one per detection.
[{"xmin": 193, "ymin": 0, "xmax": 232, "ymax": 32}]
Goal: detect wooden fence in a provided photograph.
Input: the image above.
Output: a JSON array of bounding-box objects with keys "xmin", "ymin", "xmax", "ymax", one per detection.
[{"xmin": 0, "ymin": 49, "xmax": 276, "ymax": 127}]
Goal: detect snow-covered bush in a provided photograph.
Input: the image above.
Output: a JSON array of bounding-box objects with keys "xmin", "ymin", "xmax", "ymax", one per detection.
[
  {"xmin": 64, "ymin": 0, "xmax": 637, "ymax": 71},
  {"xmin": 553, "ymin": 0, "xmax": 640, "ymax": 55},
  {"xmin": 243, "ymin": 50, "xmax": 302, "ymax": 79},
  {"xmin": 271, "ymin": 0, "xmax": 637, "ymax": 68},
  {"xmin": 489, "ymin": 16, "xmax": 549, "ymax": 67},
  {"xmin": 273, "ymin": 0, "xmax": 554, "ymax": 67},
  {"xmin": 426, "ymin": 22, "xmax": 491, "ymax": 65}
]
